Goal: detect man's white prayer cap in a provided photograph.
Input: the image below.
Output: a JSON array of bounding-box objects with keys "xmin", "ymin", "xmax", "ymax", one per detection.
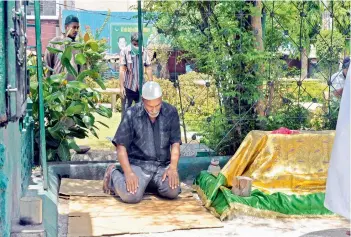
[{"xmin": 142, "ymin": 81, "xmax": 162, "ymax": 100}]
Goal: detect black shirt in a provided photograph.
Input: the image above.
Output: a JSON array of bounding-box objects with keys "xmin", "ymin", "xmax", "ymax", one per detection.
[{"xmin": 112, "ymin": 101, "xmax": 182, "ymax": 172}]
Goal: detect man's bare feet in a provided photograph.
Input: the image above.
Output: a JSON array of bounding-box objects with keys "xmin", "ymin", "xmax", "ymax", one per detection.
[
  {"xmin": 346, "ymin": 230, "xmax": 350, "ymax": 236},
  {"xmin": 102, "ymin": 164, "xmax": 116, "ymax": 195}
]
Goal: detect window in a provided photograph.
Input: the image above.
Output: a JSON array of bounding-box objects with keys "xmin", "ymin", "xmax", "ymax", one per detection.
[{"xmin": 27, "ymin": 0, "xmax": 59, "ymax": 19}]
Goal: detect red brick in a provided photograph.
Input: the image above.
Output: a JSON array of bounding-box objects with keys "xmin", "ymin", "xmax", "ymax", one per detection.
[{"xmin": 27, "ymin": 19, "xmax": 59, "ymax": 54}]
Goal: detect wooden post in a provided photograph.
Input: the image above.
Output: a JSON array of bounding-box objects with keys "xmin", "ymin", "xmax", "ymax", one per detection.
[
  {"xmin": 111, "ymin": 94, "xmax": 117, "ymax": 113},
  {"xmin": 232, "ymin": 176, "xmax": 253, "ymax": 197}
]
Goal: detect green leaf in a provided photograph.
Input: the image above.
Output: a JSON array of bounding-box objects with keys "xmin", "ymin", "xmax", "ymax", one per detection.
[
  {"xmin": 51, "ymin": 111, "xmax": 62, "ymax": 121},
  {"xmin": 82, "ymin": 115, "xmax": 95, "ymax": 128},
  {"xmin": 66, "ymin": 103, "xmax": 84, "ymax": 116},
  {"xmin": 58, "ymin": 93, "xmax": 65, "ymax": 103},
  {"xmin": 54, "ymin": 105, "xmax": 63, "ymax": 112},
  {"xmin": 62, "ymin": 58, "xmax": 77, "ymax": 77},
  {"xmin": 62, "ymin": 46, "xmax": 73, "ymax": 61},
  {"xmin": 47, "ymin": 47, "xmax": 63, "ymax": 54},
  {"xmin": 68, "ymin": 139, "xmax": 80, "ymax": 151},
  {"xmin": 67, "ymin": 127, "xmax": 88, "ymax": 139},
  {"xmin": 46, "ymin": 91, "xmax": 64, "ymax": 103},
  {"xmin": 97, "ymin": 121, "xmax": 109, "ymax": 128},
  {"xmin": 57, "ymin": 140, "xmax": 71, "ymax": 161},
  {"xmin": 61, "ymin": 117, "xmax": 76, "ymax": 129},
  {"xmin": 30, "ymin": 82, "xmax": 38, "ymax": 93},
  {"xmin": 47, "ymin": 149, "xmax": 57, "ymax": 161},
  {"xmin": 73, "ymin": 115, "xmax": 87, "ymax": 128},
  {"xmin": 96, "ymin": 105, "xmax": 112, "ymax": 118},
  {"xmin": 90, "ymin": 127, "xmax": 99, "ymax": 138},
  {"xmin": 75, "ymin": 53, "xmax": 87, "ymax": 65},
  {"xmin": 87, "ymin": 40, "xmax": 99, "ymax": 51},
  {"xmin": 76, "ymin": 70, "xmax": 95, "ymax": 82},
  {"xmin": 50, "ymin": 41, "xmax": 65, "ymax": 45},
  {"xmin": 49, "ymin": 73, "xmax": 65, "ymax": 83},
  {"xmin": 45, "ymin": 133, "xmax": 61, "ymax": 149},
  {"xmin": 92, "ymin": 90, "xmax": 101, "ymax": 101},
  {"xmin": 66, "ymin": 81, "xmax": 88, "ymax": 89},
  {"xmin": 72, "ymin": 42, "xmax": 84, "ymax": 49},
  {"xmin": 48, "ymin": 121, "xmax": 64, "ymax": 140},
  {"xmin": 95, "ymin": 77, "xmax": 106, "ymax": 90},
  {"xmin": 67, "ymin": 127, "xmax": 89, "ymax": 139}
]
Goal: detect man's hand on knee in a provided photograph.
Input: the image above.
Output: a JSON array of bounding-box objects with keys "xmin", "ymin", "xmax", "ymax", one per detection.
[
  {"xmin": 162, "ymin": 167, "xmax": 179, "ymax": 190},
  {"xmin": 125, "ymin": 172, "xmax": 139, "ymax": 194}
]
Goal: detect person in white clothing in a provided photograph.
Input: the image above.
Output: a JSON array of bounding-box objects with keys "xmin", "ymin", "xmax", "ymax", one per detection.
[
  {"xmin": 330, "ymin": 57, "xmax": 349, "ymax": 99},
  {"xmin": 324, "ymin": 66, "xmax": 350, "ymax": 235}
]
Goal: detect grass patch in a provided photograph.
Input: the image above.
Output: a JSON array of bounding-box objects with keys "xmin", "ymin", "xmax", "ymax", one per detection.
[{"xmin": 76, "ymin": 112, "xmax": 121, "ymax": 150}]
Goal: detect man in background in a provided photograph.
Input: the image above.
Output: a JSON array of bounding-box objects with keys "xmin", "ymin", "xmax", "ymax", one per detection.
[
  {"xmin": 44, "ymin": 15, "xmax": 80, "ymax": 81},
  {"xmin": 119, "ymin": 32, "xmax": 153, "ymax": 113}
]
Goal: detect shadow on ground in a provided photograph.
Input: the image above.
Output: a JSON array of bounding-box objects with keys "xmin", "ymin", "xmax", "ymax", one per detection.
[{"xmin": 300, "ymin": 228, "xmax": 350, "ymax": 237}]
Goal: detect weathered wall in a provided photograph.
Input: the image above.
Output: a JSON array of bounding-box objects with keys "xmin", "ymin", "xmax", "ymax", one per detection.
[{"xmin": 0, "ymin": 113, "xmax": 34, "ymax": 237}]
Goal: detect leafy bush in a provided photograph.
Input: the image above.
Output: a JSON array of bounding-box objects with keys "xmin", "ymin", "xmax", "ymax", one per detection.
[
  {"xmin": 155, "ymin": 72, "xmax": 219, "ymax": 133},
  {"xmin": 263, "ymin": 104, "xmax": 310, "ymax": 130},
  {"xmin": 315, "ymin": 30, "xmax": 345, "ymax": 75},
  {"xmin": 30, "ymin": 74, "xmax": 112, "ymax": 161},
  {"xmin": 277, "ymin": 80, "xmax": 328, "ymax": 103},
  {"xmin": 30, "ymin": 20, "xmax": 112, "ymax": 161}
]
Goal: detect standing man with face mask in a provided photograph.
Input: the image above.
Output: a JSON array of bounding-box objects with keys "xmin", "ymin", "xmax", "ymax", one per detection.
[
  {"xmin": 44, "ymin": 15, "xmax": 80, "ymax": 81},
  {"xmin": 102, "ymin": 81, "xmax": 182, "ymax": 203},
  {"xmin": 119, "ymin": 32, "xmax": 153, "ymax": 114}
]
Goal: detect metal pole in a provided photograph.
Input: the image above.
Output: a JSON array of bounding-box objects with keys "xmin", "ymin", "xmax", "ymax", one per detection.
[
  {"xmin": 34, "ymin": 0, "xmax": 48, "ymax": 190},
  {"xmin": 138, "ymin": 0, "xmax": 144, "ymax": 100}
]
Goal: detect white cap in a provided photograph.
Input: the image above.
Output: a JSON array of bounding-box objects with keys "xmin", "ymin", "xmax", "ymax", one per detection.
[{"xmin": 142, "ymin": 81, "xmax": 162, "ymax": 100}]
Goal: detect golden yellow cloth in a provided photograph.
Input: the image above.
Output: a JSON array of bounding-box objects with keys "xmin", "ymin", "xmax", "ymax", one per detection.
[{"xmin": 221, "ymin": 130, "xmax": 335, "ymax": 195}]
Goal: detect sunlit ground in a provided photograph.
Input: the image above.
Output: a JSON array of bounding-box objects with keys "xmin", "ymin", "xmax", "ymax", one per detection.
[{"xmin": 76, "ymin": 112, "xmax": 121, "ymax": 151}]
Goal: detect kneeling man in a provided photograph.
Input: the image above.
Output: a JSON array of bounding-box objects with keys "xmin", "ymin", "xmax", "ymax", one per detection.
[{"xmin": 103, "ymin": 81, "xmax": 182, "ymax": 203}]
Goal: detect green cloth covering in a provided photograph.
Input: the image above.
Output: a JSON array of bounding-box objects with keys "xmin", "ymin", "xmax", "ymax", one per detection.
[{"xmin": 194, "ymin": 171, "xmax": 334, "ymax": 220}]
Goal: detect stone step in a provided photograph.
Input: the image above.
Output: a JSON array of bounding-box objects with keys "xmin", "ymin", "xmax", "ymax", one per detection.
[
  {"xmin": 69, "ymin": 143, "xmax": 215, "ymax": 162},
  {"xmin": 11, "ymin": 220, "xmax": 45, "ymax": 237}
]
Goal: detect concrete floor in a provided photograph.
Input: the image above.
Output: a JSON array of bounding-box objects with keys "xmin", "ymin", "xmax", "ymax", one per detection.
[{"xmin": 58, "ymin": 195, "xmax": 350, "ymax": 237}]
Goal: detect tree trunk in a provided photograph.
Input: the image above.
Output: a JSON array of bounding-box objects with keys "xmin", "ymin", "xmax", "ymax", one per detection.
[
  {"xmin": 251, "ymin": 0, "xmax": 265, "ymax": 116},
  {"xmin": 252, "ymin": 0, "xmax": 264, "ymax": 51},
  {"xmin": 301, "ymin": 48, "xmax": 308, "ymax": 79}
]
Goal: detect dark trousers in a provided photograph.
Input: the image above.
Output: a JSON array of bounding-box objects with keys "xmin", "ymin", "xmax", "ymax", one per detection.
[{"xmin": 122, "ymin": 88, "xmax": 140, "ymax": 115}]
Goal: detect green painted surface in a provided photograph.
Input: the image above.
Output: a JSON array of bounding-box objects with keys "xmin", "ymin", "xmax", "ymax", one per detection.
[
  {"xmin": 1, "ymin": 123, "xmax": 21, "ymax": 237},
  {"xmin": 0, "ymin": 143, "xmax": 8, "ymax": 237},
  {"xmin": 0, "ymin": 2, "xmax": 6, "ymax": 123},
  {"xmin": 36, "ymin": 188, "xmax": 58, "ymax": 237},
  {"xmin": 6, "ymin": 0, "xmax": 17, "ymax": 120},
  {"xmin": 34, "ymin": 0, "xmax": 48, "ymax": 190},
  {"xmin": 110, "ymin": 23, "xmax": 153, "ymax": 54},
  {"xmin": 0, "ymin": 117, "xmax": 34, "ymax": 237},
  {"xmin": 0, "ymin": 2, "xmax": 34, "ymax": 236}
]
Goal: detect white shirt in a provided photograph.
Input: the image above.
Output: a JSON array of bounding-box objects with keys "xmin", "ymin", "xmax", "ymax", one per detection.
[{"xmin": 331, "ymin": 71, "xmax": 346, "ymax": 91}]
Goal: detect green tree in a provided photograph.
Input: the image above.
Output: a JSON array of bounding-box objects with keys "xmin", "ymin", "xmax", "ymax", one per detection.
[{"xmin": 144, "ymin": 1, "xmax": 267, "ymax": 154}]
